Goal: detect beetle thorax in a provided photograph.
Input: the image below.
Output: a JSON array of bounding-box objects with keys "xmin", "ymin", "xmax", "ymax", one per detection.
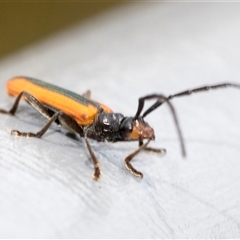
[{"xmin": 94, "ymin": 112, "xmax": 125, "ymax": 142}]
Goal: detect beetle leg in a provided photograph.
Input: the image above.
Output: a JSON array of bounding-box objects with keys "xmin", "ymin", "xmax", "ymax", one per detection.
[
  {"xmin": 0, "ymin": 92, "xmax": 23, "ymax": 115},
  {"xmin": 139, "ymin": 139, "xmax": 166, "ymax": 154},
  {"xmin": 82, "ymin": 90, "xmax": 91, "ymax": 99},
  {"xmin": 58, "ymin": 113, "xmax": 84, "ymax": 137},
  {"xmin": 58, "ymin": 114, "xmax": 102, "ymax": 179},
  {"xmin": 0, "ymin": 91, "xmax": 85, "ymax": 138},
  {"xmin": 0, "ymin": 91, "xmax": 54, "ymax": 119},
  {"xmin": 84, "ymin": 133, "xmax": 101, "ymax": 181},
  {"xmin": 0, "ymin": 91, "xmax": 61, "ymax": 137},
  {"xmin": 11, "ymin": 112, "xmax": 61, "ymax": 137},
  {"xmin": 125, "ymin": 139, "xmax": 151, "ymax": 178}
]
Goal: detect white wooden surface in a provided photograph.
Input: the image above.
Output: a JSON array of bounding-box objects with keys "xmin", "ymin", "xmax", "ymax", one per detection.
[{"xmin": 0, "ymin": 3, "xmax": 240, "ymax": 238}]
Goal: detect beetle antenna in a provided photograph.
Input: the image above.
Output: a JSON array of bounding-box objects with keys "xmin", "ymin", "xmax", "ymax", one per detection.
[{"xmin": 142, "ymin": 82, "xmax": 240, "ymax": 118}]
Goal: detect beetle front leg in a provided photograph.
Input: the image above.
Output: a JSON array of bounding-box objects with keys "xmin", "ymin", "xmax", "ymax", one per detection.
[
  {"xmin": 125, "ymin": 139, "xmax": 151, "ymax": 178},
  {"xmin": 139, "ymin": 139, "xmax": 166, "ymax": 154}
]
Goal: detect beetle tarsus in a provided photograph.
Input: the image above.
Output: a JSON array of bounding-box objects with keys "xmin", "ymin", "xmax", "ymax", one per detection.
[
  {"xmin": 11, "ymin": 130, "xmax": 37, "ymax": 137},
  {"xmin": 125, "ymin": 162, "xmax": 143, "ymax": 178},
  {"xmin": 0, "ymin": 109, "xmax": 11, "ymax": 114},
  {"xmin": 139, "ymin": 139, "xmax": 166, "ymax": 154},
  {"xmin": 144, "ymin": 147, "xmax": 166, "ymax": 154},
  {"xmin": 93, "ymin": 166, "xmax": 101, "ymax": 181},
  {"xmin": 11, "ymin": 130, "xmax": 21, "ymax": 136}
]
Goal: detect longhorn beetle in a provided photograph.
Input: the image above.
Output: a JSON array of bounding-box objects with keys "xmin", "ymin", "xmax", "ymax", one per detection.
[{"xmin": 0, "ymin": 77, "xmax": 239, "ymax": 180}]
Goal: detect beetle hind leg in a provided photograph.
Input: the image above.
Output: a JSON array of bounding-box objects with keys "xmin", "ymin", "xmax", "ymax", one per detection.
[
  {"xmin": 0, "ymin": 91, "xmax": 61, "ymax": 138},
  {"xmin": 0, "ymin": 91, "xmax": 27, "ymax": 115},
  {"xmin": 11, "ymin": 112, "xmax": 60, "ymax": 138}
]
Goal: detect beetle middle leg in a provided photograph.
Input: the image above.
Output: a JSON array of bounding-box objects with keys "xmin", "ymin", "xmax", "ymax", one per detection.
[
  {"xmin": 82, "ymin": 90, "xmax": 91, "ymax": 99},
  {"xmin": 84, "ymin": 131, "xmax": 101, "ymax": 181},
  {"xmin": 59, "ymin": 114, "xmax": 101, "ymax": 181},
  {"xmin": 58, "ymin": 115, "xmax": 101, "ymax": 181}
]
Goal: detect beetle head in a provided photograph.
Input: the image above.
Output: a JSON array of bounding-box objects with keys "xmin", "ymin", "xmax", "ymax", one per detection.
[{"xmin": 120, "ymin": 117, "xmax": 155, "ymax": 141}]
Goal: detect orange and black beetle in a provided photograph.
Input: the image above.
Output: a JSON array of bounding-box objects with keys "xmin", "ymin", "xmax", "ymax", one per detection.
[{"xmin": 1, "ymin": 77, "xmax": 239, "ymax": 180}]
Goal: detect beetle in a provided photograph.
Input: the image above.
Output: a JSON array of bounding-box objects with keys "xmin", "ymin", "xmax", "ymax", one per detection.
[{"xmin": 0, "ymin": 76, "xmax": 239, "ymax": 180}]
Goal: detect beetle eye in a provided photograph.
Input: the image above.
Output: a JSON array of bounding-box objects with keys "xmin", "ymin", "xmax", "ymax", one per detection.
[{"xmin": 120, "ymin": 117, "xmax": 133, "ymax": 132}]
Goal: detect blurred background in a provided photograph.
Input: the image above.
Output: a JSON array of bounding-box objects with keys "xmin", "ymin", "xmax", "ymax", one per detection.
[{"xmin": 0, "ymin": 2, "xmax": 121, "ymax": 60}]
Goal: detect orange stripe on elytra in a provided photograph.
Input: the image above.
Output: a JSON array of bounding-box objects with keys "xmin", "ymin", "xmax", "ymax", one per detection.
[{"xmin": 6, "ymin": 78, "xmax": 104, "ymax": 125}]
